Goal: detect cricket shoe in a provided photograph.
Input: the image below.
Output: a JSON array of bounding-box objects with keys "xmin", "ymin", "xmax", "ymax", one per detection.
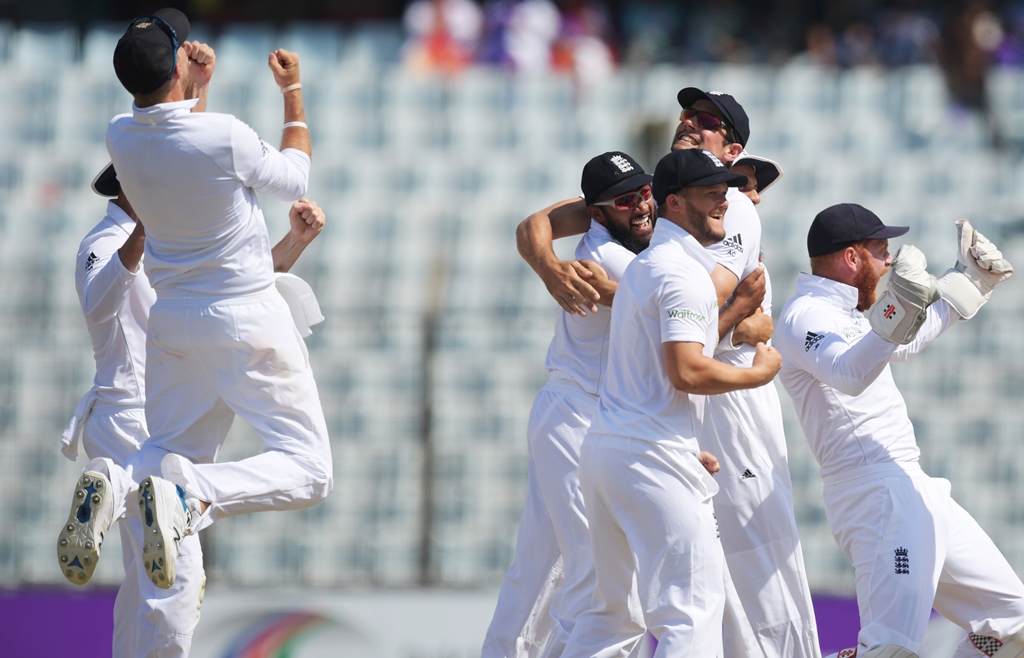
[
  {"xmin": 57, "ymin": 471, "xmax": 114, "ymax": 585},
  {"xmin": 825, "ymin": 646, "xmax": 919, "ymax": 658},
  {"xmin": 139, "ymin": 475, "xmax": 199, "ymax": 589}
]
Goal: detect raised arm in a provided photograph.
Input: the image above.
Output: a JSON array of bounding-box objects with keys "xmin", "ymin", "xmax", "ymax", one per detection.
[
  {"xmin": 268, "ymin": 49, "xmax": 311, "ymax": 158},
  {"xmin": 516, "ymin": 197, "xmax": 599, "ymax": 315},
  {"xmin": 272, "ymin": 198, "xmax": 325, "ymax": 273},
  {"xmin": 183, "ymin": 41, "xmax": 215, "ymax": 113}
]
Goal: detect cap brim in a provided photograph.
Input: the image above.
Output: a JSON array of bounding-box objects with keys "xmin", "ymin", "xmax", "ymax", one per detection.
[
  {"xmin": 91, "ymin": 162, "xmax": 120, "ymax": 197},
  {"xmin": 733, "ymin": 152, "xmax": 783, "ymax": 193},
  {"xmin": 591, "ymin": 173, "xmax": 653, "ymax": 204},
  {"xmin": 677, "ymin": 87, "xmax": 709, "ymax": 109},
  {"xmin": 690, "ymin": 171, "xmax": 749, "ymax": 189},
  {"xmin": 868, "ymin": 225, "xmax": 910, "ymax": 240}
]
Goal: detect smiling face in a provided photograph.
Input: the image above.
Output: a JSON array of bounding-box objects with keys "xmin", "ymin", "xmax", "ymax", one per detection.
[
  {"xmin": 673, "ymin": 183, "xmax": 730, "ymax": 246},
  {"xmin": 591, "ymin": 184, "xmax": 656, "ymax": 254},
  {"xmin": 672, "ymin": 99, "xmax": 732, "ymax": 157}
]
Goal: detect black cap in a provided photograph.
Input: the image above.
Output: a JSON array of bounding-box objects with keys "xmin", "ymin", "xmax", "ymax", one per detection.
[
  {"xmin": 652, "ymin": 149, "xmax": 747, "ymax": 205},
  {"xmin": 677, "ymin": 87, "xmax": 750, "ymax": 148},
  {"xmin": 92, "ymin": 162, "xmax": 120, "ymax": 197},
  {"xmin": 807, "ymin": 203, "xmax": 909, "ymax": 257},
  {"xmin": 581, "ymin": 151, "xmax": 653, "ymax": 206},
  {"xmin": 113, "ymin": 8, "xmax": 190, "ymax": 95},
  {"xmin": 732, "ymin": 151, "xmax": 783, "ymax": 193}
]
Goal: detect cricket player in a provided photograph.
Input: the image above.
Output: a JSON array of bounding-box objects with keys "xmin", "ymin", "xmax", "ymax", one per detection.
[
  {"xmin": 57, "ymin": 6, "xmax": 330, "ymax": 597},
  {"xmin": 61, "ymin": 159, "xmax": 325, "ymax": 656},
  {"xmin": 518, "ymin": 89, "xmax": 819, "ymax": 657},
  {"xmin": 561, "ymin": 148, "xmax": 781, "ymax": 658},
  {"xmin": 775, "ymin": 203, "xmax": 1024, "ymax": 658}
]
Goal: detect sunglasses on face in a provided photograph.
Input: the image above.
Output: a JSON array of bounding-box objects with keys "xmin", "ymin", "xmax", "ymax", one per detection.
[
  {"xmin": 680, "ymin": 108, "xmax": 728, "ymax": 133},
  {"xmin": 592, "ymin": 185, "xmax": 653, "ymax": 211}
]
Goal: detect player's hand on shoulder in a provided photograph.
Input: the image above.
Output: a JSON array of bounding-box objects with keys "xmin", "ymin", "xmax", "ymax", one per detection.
[
  {"xmin": 289, "ymin": 198, "xmax": 325, "ymax": 244},
  {"xmin": 752, "ymin": 342, "xmax": 782, "ymax": 381},
  {"xmin": 578, "ymin": 259, "xmax": 617, "ymax": 308},
  {"xmin": 733, "ymin": 307, "xmax": 773, "ymax": 347},
  {"xmin": 269, "ymin": 49, "xmax": 301, "ymax": 88},
  {"xmin": 542, "ymin": 260, "xmax": 600, "ymax": 316}
]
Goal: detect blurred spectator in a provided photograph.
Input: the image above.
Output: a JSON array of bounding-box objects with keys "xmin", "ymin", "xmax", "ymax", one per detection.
[
  {"xmin": 477, "ymin": 0, "xmax": 561, "ymax": 73},
  {"xmin": 402, "ymin": 0, "xmax": 484, "ymax": 75},
  {"xmin": 551, "ymin": 1, "xmax": 616, "ymax": 85},
  {"xmin": 618, "ymin": 2, "xmax": 685, "ymax": 66}
]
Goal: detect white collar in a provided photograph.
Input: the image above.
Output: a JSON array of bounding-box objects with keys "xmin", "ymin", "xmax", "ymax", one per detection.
[
  {"xmin": 131, "ymin": 98, "xmax": 200, "ymax": 124},
  {"xmin": 795, "ymin": 272, "xmax": 860, "ymax": 311}
]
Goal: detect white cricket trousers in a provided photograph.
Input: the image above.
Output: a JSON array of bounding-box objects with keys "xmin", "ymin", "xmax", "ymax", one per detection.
[
  {"xmin": 482, "ymin": 384, "xmax": 644, "ymax": 658},
  {"xmin": 704, "ymin": 382, "xmax": 821, "ymax": 658},
  {"xmin": 132, "ymin": 289, "xmax": 332, "ymax": 529},
  {"xmin": 563, "ymin": 433, "xmax": 725, "ymax": 658},
  {"xmin": 81, "ymin": 408, "xmax": 205, "ymax": 658},
  {"xmin": 824, "ymin": 462, "xmax": 1024, "ymax": 654}
]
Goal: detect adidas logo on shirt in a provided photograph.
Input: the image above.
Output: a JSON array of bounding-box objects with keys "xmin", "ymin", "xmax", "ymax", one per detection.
[
  {"xmin": 84, "ymin": 252, "xmax": 99, "ymax": 273},
  {"xmin": 741, "ymin": 469, "xmax": 756, "ymax": 479},
  {"xmin": 720, "ymin": 233, "xmax": 744, "ymax": 256},
  {"xmin": 804, "ymin": 331, "xmax": 824, "ymax": 352}
]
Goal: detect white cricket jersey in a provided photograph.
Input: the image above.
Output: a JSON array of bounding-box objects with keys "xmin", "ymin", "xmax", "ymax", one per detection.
[
  {"xmin": 590, "ymin": 220, "xmax": 718, "ymax": 452},
  {"xmin": 75, "ymin": 201, "xmax": 154, "ymax": 408},
  {"xmin": 776, "ymin": 273, "xmax": 959, "ymax": 480},
  {"xmin": 544, "ymin": 220, "xmax": 637, "ymax": 396},
  {"xmin": 708, "ymin": 187, "xmax": 764, "ymax": 366},
  {"xmin": 106, "ymin": 98, "xmax": 310, "ymax": 298}
]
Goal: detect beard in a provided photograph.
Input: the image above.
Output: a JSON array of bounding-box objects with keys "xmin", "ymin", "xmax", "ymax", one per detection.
[
  {"xmin": 684, "ymin": 199, "xmax": 726, "ymax": 246},
  {"xmin": 852, "ymin": 251, "xmax": 883, "ymax": 311},
  {"xmin": 603, "ymin": 214, "xmax": 655, "ymax": 255}
]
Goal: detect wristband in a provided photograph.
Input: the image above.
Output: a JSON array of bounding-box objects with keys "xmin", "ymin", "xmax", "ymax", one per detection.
[
  {"xmin": 283, "ymin": 121, "xmax": 308, "ymax": 130},
  {"xmin": 280, "ymin": 83, "xmax": 302, "ymax": 93}
]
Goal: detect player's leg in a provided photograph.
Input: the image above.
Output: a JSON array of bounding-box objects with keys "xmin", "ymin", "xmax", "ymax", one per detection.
[
  {"xmin": 145, "ymin": 292, "xmax": 331, "ymax": 528},
  {"xmin": 482, "ymin": 392, "xmax": 564, "ymax": 658},
  {"xmin": 560, "ymin": 433, "xmax": 647, "ymax": 658},
  {"xmin": 931, "ymin": 488, "xmax": 1024, "ymax": 657},
  {"xmin": 530, "ymin": 387, "xmax": 598, "ymax": 658},
  {"xmin": 823, "ymin": 469, "xmax": 940, "ymax": 654},
  {"xmin": 705, "ymin": 386, "xmax": 820, "ymax": 658},
  {"xmin": 617, "ymin": 443, "xmax": 725, "ymax": 657}
]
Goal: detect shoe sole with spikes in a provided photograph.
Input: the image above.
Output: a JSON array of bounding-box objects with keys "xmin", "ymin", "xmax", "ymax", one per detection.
[
  {"xmin": 139, "ymin": 475, "xmax": 186, "ymax": 589},
  {"xmin": 57, "ymin": 471, "xmax": 113, "ymax": 585}
]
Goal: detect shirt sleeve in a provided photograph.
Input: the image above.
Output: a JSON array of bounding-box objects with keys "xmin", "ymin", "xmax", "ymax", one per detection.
[
  {"xmin": 706, "ymin": 192, "xmax": 762, "ymax": 279},
  {"xmin": 229, "ymin": 118, "xmax": 310, "ymax": 201},
  {"xmin": 780, "ymin": 306, "xmax": 898, "ymax": 397},
  {"xmin": 76, "ymin": 232, "xmax": 139, "ymax": 324},
  {"xmin": 659, "ymin": 267, "xmax": 717, "ymax": 346}
]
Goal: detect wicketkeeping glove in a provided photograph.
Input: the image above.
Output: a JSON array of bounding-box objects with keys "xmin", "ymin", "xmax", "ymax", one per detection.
[
  {"xmin": 869, "ymin": 244, "xmax": 940, "ymax": 345},
  {"xmin": 936, "ymin": 219, "xmax": 1014, "ymax": 319}
]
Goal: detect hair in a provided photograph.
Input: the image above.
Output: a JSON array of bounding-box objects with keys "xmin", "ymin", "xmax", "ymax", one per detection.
[{"xmin": 133, "ymin": 76, "xmax": 175, "ymax": 107}]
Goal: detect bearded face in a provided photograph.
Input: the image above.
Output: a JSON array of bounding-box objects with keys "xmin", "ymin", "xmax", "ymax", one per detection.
[{"xmin": 851, "ymin": 242, "xmax": 888, "ymax": 311}]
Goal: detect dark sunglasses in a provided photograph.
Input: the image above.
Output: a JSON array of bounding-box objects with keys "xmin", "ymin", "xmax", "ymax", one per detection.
[
  {"xmin": 592, "ymin": 185, "xmax": 653, "ymax": 211},
  {"xmin": 680, "ymin": 108, "xmax": 728, "ymax": 133}
]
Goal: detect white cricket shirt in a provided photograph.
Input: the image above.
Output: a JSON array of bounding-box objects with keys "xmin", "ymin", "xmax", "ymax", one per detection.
[
  {"xmin": 106, "ymin": 99, "xmax": 310, "ymax": 297},
  {"xmin": 75, "ymin": 201, "xmax": 154, "ymax": 407},
  {"xmin": 544, "ymin": 220, "xmax": 637, "ymax": 396},
  {"xmin": 776, "ymin": 273, "xmax": 959, "ymax": 480},
  {"xmin": 589, "ymin": 219, "xmax": 719, "ymax": 452}
]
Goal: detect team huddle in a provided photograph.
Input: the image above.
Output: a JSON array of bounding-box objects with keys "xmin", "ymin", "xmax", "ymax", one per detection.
[{"xmin": 50, "ymin": 6, "xmax": 1024, "ymax": 658}]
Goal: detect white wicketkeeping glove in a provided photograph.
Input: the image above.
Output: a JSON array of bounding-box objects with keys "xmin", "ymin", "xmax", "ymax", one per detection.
[
  {"xmin": 936, "ymin": 219, "xmax": 1014, "ymax": 319},
  {"xmin": 868, "ymin": 244, "xmax": 940, "ymax": 345}
]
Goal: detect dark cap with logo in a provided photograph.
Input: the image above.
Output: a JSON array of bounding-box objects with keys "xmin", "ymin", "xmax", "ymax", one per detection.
[
  {"xmin": 113, "ymin": 8, "xmax": 190, "ymax": 95},
  {"xmin": 652, "ymin": 149, "xmax": 747, "ymax": 205},
  {"xmin": 677, "ymin": 87, "xmax": 750, "ymax": 148},
  {"xmin": 581, "ymin": 151, "xmax": 653, "ymax": 206},
  {"xmin": 92, "ymin": 162, "xmax": 120, "ymax": 197},
  {"xmin": 807, "ymin": 203, "xmax": 909, "ymax": 257}
]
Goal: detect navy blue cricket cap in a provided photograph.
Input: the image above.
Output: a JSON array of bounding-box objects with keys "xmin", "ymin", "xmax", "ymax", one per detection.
[
  {"xmin": 113, "ymin": 8, "xmax": 190, "ymax": 95},
  {"xmin": 677, "ymin": 87, "xmax": 750, "ymax": 148},
  {"xmin": 652, "ymin": 149, "xmax": 747, "ymax": 205},
  {"xmin": 807, "ymin": 203, "xmax": 909, "ymax": 257},
  {"xmin": 581, "ymin": 151, "xmax": 652, "ymax": 206}
]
